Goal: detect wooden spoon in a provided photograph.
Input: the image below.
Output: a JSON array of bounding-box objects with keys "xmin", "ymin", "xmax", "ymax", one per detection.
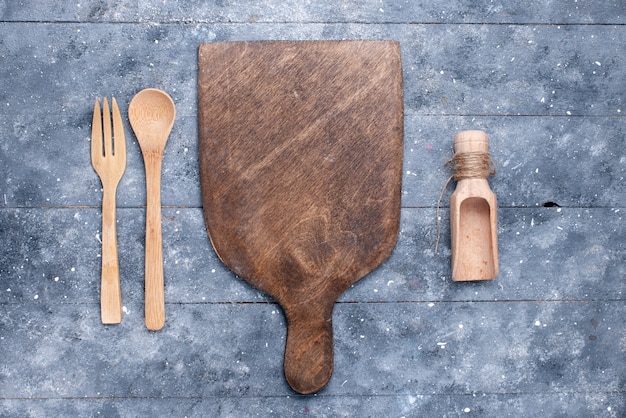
[{"xmin": 129, "ymin": 88, "xmax": 176, "ymax": 330}]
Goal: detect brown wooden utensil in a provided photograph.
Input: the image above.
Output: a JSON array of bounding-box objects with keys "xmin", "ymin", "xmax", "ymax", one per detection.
[
  {"xmin": 198, "ymin": 40, "xmax": 404, "ymax": 394},
  {"xmin": 91, "ymin": 97, "xmax": 126, "ymax": 324},
  {"xmin": 129, "ymin": 88, "xmax": 176, "ymax": 331},
  {"xmin": 449, "ymin": 130, "xmax": 498, "ymax": 281}
]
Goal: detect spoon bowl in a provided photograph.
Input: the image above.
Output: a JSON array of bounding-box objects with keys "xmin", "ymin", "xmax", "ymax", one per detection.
[
  {"xmin": 129, "ymin": 88, "xmax": 176, "ymax": 330},
  {"xmin": 129, "ymin": 88, "xmax": 176, "ymax": 148}
]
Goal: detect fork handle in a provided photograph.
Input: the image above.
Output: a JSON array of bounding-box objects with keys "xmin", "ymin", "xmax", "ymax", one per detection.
[
  {"xmin": 101, "ymin": 187, "xmax": 123, "ymax": 324},
  {"xmin": 144, "ymin": 152, "xmax": 166, "ymax": 331}
]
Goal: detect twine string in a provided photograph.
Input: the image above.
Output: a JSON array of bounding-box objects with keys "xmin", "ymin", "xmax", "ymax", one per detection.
[
  {"xmin": 448, "ymin": 151, "xmax": 496, "ymax": 181},
  {"xmin": 435, "ymin": 151, "xmax": 496, "ymax": 254}
]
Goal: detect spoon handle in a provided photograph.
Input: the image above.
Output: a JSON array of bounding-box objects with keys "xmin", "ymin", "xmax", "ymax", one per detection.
[{"xmin": 143, "ymin": 152, "xmax": 165, "ymax": 330}]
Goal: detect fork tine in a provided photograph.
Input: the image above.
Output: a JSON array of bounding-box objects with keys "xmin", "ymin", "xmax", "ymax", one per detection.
[
  {"xmin": 91, "ymin": 98, "xmax": 103, "ymax": 162},
  {"xmin": 111, "ymin": 97, "xmax": 126, "ymax": 158},
  {"xmin": 102, "ymin": 97, "xmax": 112, "ymax": 157}
]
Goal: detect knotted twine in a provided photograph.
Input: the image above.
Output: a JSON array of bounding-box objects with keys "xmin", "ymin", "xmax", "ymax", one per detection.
[{"xmin": 435, "ymin": 151, "xmax": 496, "ymax": 254}]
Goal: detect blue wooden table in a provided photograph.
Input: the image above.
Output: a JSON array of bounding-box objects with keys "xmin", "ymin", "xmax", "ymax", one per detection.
[{"xmin": 1, "ymin": 1, "xmax": 624, "ymax": 416}]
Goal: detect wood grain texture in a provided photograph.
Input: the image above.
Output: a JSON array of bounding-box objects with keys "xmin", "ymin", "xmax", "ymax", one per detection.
[{"xmin": 198, "ymin": 40, "xmax": 403, "ymax": 394}]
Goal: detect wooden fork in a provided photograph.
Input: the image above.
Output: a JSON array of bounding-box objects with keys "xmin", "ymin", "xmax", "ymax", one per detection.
[{"xmin": 91, "ymin": 97, "xmax": 126, "ymax": 324}]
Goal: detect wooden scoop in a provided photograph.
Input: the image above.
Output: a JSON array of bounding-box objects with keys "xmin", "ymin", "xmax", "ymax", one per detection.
[
  {"xmin": 449, "ymin": 130, "xmax": 498, "ymax": 281},
  {"xmin": 197, "ymin": 41, "xmax": 403, "ymax": 394}
]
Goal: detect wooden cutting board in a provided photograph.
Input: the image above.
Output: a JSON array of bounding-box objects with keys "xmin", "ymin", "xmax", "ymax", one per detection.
[{"xmin": 197, "ymin": 40, "xmax": 403, "ymax": 394}]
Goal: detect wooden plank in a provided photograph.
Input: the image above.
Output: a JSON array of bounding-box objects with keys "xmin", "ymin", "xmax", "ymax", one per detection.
[
  {"xmin": 1, "ymin": 1, "xmax": 624, "ymax": 24},
  {"xmin": 0, "ymin": 24, "xmax": 623, "ymax": 117},
  {"xmin": 0, "ymin": 207, "xmax": 623, "ymax": 304},
  {"xmin": 1, "ymin": 115, "xmax": 624, "ymax": 209},
  {"xmin": 0, "ymin": 301, "xmax": 623, "ymax": 399},
  {"xmin": 402, "ymin": 115, "xmax": 626, "ymax": 209},
  {"xmin": 2, "ymin": 392, "xmax": 625, "ymax": 417}
]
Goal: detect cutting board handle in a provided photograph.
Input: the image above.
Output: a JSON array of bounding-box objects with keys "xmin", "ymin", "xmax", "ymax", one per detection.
[{"xmin": 283, "ymin": 301, "xmax": 334, "ymax": 394}]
